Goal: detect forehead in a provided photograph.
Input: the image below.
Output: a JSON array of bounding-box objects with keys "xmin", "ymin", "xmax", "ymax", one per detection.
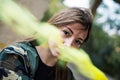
[
  {"xmin": 59, "ymin": 22, "xmax": 87, "ymax": 31},
  {"xmin": 67, "ymin": 23, "xmax": 86, "ymax": 30}
]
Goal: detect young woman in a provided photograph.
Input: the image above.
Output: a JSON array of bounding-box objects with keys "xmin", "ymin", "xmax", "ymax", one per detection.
[{"xmin": 0, "ymin": 7, "xmax": 93, "ymax": 80}]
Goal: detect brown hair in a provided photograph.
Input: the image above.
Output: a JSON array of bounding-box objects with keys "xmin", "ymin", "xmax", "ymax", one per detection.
[
  {"xmin": 48, "ymin": 7, "xmax": 93, "ymax": 80},
  {"xmin": 48, "ymin": 7, "xmax": 93, "ymax": 42},
  {"xmin": 23, "ymin": 7, "xmax": 93, "ymax": 80}
]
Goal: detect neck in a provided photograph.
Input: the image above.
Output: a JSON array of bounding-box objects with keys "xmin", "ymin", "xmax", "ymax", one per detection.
[{"xmin": 36, "ymin": 45, "xmax": 58, "ymax": 67}]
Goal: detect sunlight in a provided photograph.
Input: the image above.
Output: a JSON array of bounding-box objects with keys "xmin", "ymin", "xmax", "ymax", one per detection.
[{"xmin": 63, "ymin": 0, "xmax": 90, "ymax": 8}]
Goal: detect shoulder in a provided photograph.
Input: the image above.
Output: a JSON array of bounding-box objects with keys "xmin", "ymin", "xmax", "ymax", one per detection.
[
  {"xmin": 0, "ymin": 42, "xmax": 36, "ymax": 56},
  {"xmin": 0, "ymin": 42, "xmax": 33, "ymax": 80},
  {"xmin": 0, "ymin": 42, "xmax": 33, "ymax": 70},
  {"xmin": 0, "ymin": 41, "xmax": 38, "ymax": 70}
]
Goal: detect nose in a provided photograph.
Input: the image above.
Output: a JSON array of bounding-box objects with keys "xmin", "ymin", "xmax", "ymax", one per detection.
[{"xmin": 63, "ymin": 37, "xmax": 74, "ymax": 47}]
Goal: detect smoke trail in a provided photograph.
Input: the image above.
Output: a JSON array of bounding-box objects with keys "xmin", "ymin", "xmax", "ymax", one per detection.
[{"xmin": 0, "ymin": 0, "xmax": 108, "ymax": 80}]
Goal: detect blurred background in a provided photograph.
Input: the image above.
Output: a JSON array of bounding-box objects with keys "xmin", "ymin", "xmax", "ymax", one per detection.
[{"xmin": 0, "ymin": 0, "xmax": 120, "ymax": 80}]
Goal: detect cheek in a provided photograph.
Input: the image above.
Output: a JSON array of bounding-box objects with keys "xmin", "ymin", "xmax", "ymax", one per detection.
[
  {"xmin": 59, "ymin": 30, "xmax": 65, "ymax": 42},
  {"xmin": 48, "ymin": 39, "xmax": 59, "ymax": 57},
  {"xmin": 61, "ymin": 33, "xmax": 65, "ymax": 40}
]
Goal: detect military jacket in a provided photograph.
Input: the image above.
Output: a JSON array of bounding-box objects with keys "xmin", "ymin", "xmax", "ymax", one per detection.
[{"xmin": 0, "ymin": 42, "xmax": 74, "ymax": 80}]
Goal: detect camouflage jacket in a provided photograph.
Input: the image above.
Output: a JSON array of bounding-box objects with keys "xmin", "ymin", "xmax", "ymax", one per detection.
[
  {"xmin": 0, "ymin": 42, "xmax": 38, "ymax": 80},
  {"xmin": 0, "ymin": 42, "xmax": 75, "ymax": 80}
]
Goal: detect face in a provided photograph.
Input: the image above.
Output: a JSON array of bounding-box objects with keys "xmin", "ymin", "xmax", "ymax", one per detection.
[
  {"xmin": 59, "ymin": 23, "xmax": 88, "ymax": 49},
  {"xmin": 48, "ymin": 22, "xmax": 88, "ymax": 57}
]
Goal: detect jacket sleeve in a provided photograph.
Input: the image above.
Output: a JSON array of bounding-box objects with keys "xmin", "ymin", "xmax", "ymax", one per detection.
[{"xmin": 0, "ymin": 45, "xmax": 32, "ymax": 80}]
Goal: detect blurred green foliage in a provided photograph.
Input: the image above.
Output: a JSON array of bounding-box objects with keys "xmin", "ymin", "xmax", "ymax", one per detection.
[
  {"xmin": 41, "ymin": 0, "xmax": 66, "ymax": 22},
  {"xmin": 82, "ymin": 1, "xmax": 120, "ymax": 79},
  {"xmin": 82, "ymin": 18, "xmax": 120, "ymax": 80}
]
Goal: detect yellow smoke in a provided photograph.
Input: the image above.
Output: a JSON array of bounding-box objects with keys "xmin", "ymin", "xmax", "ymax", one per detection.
[{"xmin": 0, "ymin": 0, "xmax": 108, "ymax": 80}]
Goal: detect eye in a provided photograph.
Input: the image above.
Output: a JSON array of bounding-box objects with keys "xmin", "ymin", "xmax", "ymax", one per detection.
[
  {"xmin": 63, "ymin": 30, "xmax": 71, "ymax": 37},
  {"xmin": 74, "ymin": 39, "xmax": 83, "ymax": 48}
]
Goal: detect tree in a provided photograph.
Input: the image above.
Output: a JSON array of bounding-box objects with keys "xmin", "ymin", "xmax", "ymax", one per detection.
[
  {"xmin": 114, "ymin": 0, "xmax": 120, "ymax": 4},
  {"xmin": 90, "ymin": 0, "xmax": 120, "ymax": 15},
  {"xmin": 83, "ymin": 0, "xmax": 120, "ymax": 79}
]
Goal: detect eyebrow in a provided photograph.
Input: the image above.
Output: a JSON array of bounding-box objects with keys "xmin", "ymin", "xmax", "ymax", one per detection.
[{"xmin": 66, "ymin": 26, "xmax": 73, "ymax": 34}]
